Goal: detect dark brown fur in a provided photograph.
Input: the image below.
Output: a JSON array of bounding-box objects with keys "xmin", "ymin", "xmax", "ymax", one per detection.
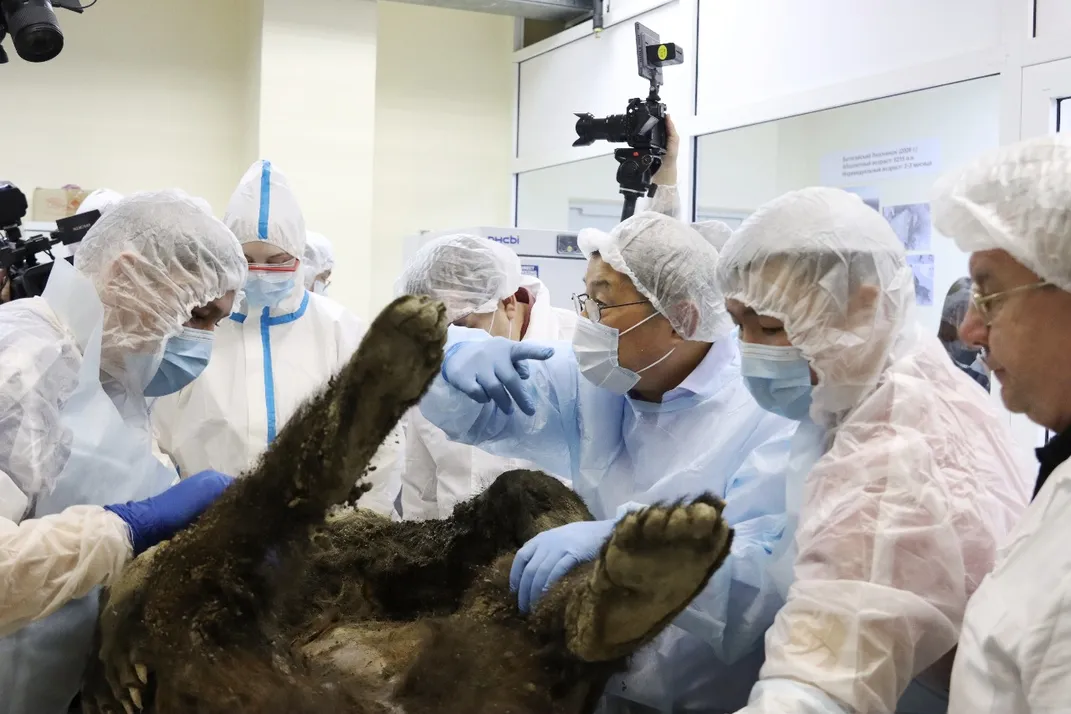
[{"xmin": 82, "ymin": 295, "xmax": 733, "ymax": 714}]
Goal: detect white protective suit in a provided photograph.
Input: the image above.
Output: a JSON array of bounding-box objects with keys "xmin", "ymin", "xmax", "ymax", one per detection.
[
  {"xmin": 932, "ymin": 135, "xmax": 1071, "ymax": 713},
  {"xmin": 715, "ymin": 187, "xmax": 1033, "ymax": 714},
  {"xmin": 0, "ymin": 191, "xmax": 246, "ymax": 714},
  {"xmin": 420, "ymin": 214, "xmax": 799, "ymax": 712},
  {"xmin": 152, "ymin": 161, "xmax": 402, "ymax": 515},
  {"xmin": 397, "ymin": 233, "xmax": 577, "ymax": 520},
  {"xmin": 303, "ymin": 230, "xmax": 335, "ymax": 292}
]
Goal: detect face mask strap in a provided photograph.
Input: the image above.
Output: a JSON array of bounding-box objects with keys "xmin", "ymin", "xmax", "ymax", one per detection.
[
  {"xmin": 619, "ymin": 310, "xmax": 660, "ymax": 338},
  {"xmin": 635, "ymin": 346, "xmax": 677, "ymax": 375}
]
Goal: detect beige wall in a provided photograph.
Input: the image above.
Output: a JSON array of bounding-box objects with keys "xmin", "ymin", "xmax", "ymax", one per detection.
[
  {"xmin": 2, "ymin": 0, "xmax": 261, "ymax": 213},
  {"xmin": 369, "ymin": 2, "xmax": 515, "ymax": 312},
  {"xmin": 1, "ymin": 0, "xmax": 515, "ymax": 318}
]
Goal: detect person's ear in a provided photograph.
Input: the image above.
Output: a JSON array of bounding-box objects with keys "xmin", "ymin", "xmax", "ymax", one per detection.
[
  {"xmin": 502, "ymin": 296, "xmax": 519, "ymax": 322},
  {"xmin": 667, "ymin": 302, "xmax": 700, "ymax": 343}
]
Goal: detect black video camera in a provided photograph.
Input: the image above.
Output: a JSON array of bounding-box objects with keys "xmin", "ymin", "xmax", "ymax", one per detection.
[
  {"xmin": 573, "ymin": 22, "xmax": 684, "ymax": 222},
  {"xmin": 0, "ymin": 182, "xmax": 99, "ymax": 300},
  {"xmin": 0, "ymin": 0, "xmax": 86, "ymax": 65}
]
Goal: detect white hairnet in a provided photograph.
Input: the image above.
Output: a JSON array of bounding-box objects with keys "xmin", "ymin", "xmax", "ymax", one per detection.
[
  {"xmin": 932, "ymin": 134, "xmax": 1071, "ymax": 291},
  {"xmin": 224, "ymin": 160, "xmax": 306, "ymax": 258},
  {"xmin": 646, "ymin": 183, "xmax": 734, "ymax": 251},
  {"xmin": 75, "ymin": 189, "xmax": 124, "ymax": 217},
  {"xmin": 692, "ymin": 220, "xmax": 733, "ymax": 251},
  {"xmin": 74, "ymin": 190, "xmax": 247, "ymax": 389},
  {"xmin": 717, "ymin": 187, "xmax": 914, "ymax": 423},
  {"xmin": 578, "ymin": 211, "xmax": 730, "ymax": 342},
  {"xmin": 395, "ymin": 233, "xmax": 522, "ymax": 323},
  {"xmin": 303, "ymin": 230, "xmax": 335, "ymax": 290},
  {"xmin": 720, "ymin": 187, "xmax": 1033, "ymax": 712}
]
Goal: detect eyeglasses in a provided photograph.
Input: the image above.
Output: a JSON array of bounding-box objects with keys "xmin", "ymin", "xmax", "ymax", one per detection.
[
  {"xmin": 971, "ymin": 280, "xmax": 1052, "ymax": 326},
  {"xmin": 572, "ymin": 293, "xmax": 650, "ymax": 324}
]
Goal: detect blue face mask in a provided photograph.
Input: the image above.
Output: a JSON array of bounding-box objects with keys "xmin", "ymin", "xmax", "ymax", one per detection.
[
  {"xmin": 739, "ymin": 342, "xmax": 814, "ymax": 421},
  {"xmin": 144, "ymin": 327, "xmax": 215, "ymax": 397},
  {"xmin": 244, "ymin": 275, "xmax": 296, "ymax": 309}
]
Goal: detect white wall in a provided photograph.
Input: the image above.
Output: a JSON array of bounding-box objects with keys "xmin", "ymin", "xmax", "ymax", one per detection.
[
  {"xmin": 369, "ymin": 2, "xmax": 515, "ymax": 311},
  {"xmin": 516, "ymin": 2, "xmax": 687, "ymax": 168},
  {"xmin": 695, "ymin": 1, "xmax": 1000, "ymax": 117},
  {"xmin": 2, "ymin": 0, "xmax": 260, "ymax": 214},
  {"xmin": 256, "ymin": 0, "xmax": 379, "ymax": 317},
  {"xmin": 516, "ymin": 155, "xmax": 620, "ymax": 229},
  {"xmin": 1035, "ymin": 0, "xmax": 1071, "ymax": 40}
]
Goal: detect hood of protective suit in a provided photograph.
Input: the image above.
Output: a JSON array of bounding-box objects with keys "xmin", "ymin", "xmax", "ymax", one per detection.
[
  {"xmin": 716, "ymin": 187, "xmax": 915, "ymax": 425},
  {"xmin": 224, "ymin": 160, "xmax": 307, "ymax": 258},
  {"xmin": 396, "ymin": 233, "xmax": 522, "ymax": 323},
  {"xmin": 76, "ymin": 188, "xmax": 124, "ymax": 217},
  {"xmin": 577, "ymin": 211, "xmax": 731, "ymax": 342},
  {"xmin": 692, "ymin": 220, "xmax": 733, "ymax": 252},
  {"xmin": 932, "ymin": 134, "xmax": 1071, "ymax": 291},
  {"xmin": 303, "ymin": 230, "xmax": 335, "ymax": 290},
  {"xmin": 74, "ymin": 190, "xmax": 247, "ymax": 392}
]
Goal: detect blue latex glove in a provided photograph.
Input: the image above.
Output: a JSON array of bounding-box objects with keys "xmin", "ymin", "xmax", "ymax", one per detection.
[
  {"xmin": 441, "ymin": 338, "xmax": 555, "ymax": 416},
  {"xmin": 105, "ymin": 470, "xmax": 234, "ymax": 555},
  {"xmin": 509, "ymin": 519, "xmax": 615, "ymax": 613}
]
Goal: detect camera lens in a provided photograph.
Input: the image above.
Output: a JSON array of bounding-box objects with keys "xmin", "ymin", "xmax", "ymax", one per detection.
[
  {"xmin": 1, "ymin": 0, "xmax": 65, "ymax": 63},
  {"xmin": 573, "ymin": 113, "xmax": 629, "ymax": 148}
]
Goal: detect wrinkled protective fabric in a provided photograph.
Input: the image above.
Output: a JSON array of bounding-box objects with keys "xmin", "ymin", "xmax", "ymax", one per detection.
[
  {"xmin": 0, "ymin": 259, "xmax": 184, "ymax": 714},
  {"xmin": 153, "ymin": 166, "xmax": 401, "ymax": 516},
  {"xmin": 401, "ymin": 278, "xmax": 574, "ymax": 521},
  {"xmin": 716, "ymin": 186, "xmax": 1033, "ymax": 714},
  {"xmin": 420, "ymin": 326, "xmax": 798, "ymax": 711},
  {"xmin": 947, "ymin": 460, "xmax": 1071, "ymax": 714},
  {"xmin": 646, "ymin": 183, "xmax": 735, "ymax": 251},
  {"xmin": 396, "ymin": 233, "xmax": 523, "ymax": 322},
  {"xmin": 932, "ymin": 134, "xmax": 1071, "ymax": 291},
  {"xmin": 0, "ymin": 506, "xmax": 131, "ymax": 638},
  {"xmin": 226, "ymin": 160, "xmax": 307, "ymax": 257},
  {"xmin": 577, "ymin": 211, "xmax": 731, "ymax": 342},
  {"xmin": 302, "ymin": 231, "xmax": 335, "ymax": 291},
  {"xmin": 75, "ymin": 189, "xmax": 124, "ymax": 217},
  {"xmin": 73, "ymin": 190, "xmax": 246, "ymax": 398}
]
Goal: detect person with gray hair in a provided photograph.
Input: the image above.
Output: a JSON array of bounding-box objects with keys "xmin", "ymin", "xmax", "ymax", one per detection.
[
  {"xmin": 415, "ymin": 211, "xmax": 798, "ymax": 712},
  {"xmin": 396, "ymin": 233, "xmax": 576, "ymax": 520},
  {"xmin": 0, "ymin": 190, "xmax": 246, "ymax": 713},
  {"xmin": 933, "ymin": 134, "xmax": 1071, "ymax": 714}
]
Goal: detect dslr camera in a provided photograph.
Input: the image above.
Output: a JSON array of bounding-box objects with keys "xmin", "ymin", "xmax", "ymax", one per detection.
[
  {"xmin": 573, "ymin": 22, "xmax": 684, "ymax": 221},
  {"xmin": 0, "ymin": 0, "xmax": 87, "ymax": 64},
  {"xmin": 0, "ymin": 182, "xmax": 98, "ymax": 300}
]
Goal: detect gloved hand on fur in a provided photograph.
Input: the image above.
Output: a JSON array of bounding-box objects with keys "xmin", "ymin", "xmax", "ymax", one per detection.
[
  {"xmin": 105, "ymin": 470, "xmax": 234, "ymax": 555},
  {"xmin": 510, "ymin": 519, "xmax": 615, "ymax": 612}
]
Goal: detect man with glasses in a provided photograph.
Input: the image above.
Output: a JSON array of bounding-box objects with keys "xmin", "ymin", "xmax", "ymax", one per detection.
[
  {"xmin": 934, "ymin": 135, "xmax": 1071, "ymax": 713},
  {"xmin": 417, "ymin": 210, "xmax": 797, "ymax": 713}
]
